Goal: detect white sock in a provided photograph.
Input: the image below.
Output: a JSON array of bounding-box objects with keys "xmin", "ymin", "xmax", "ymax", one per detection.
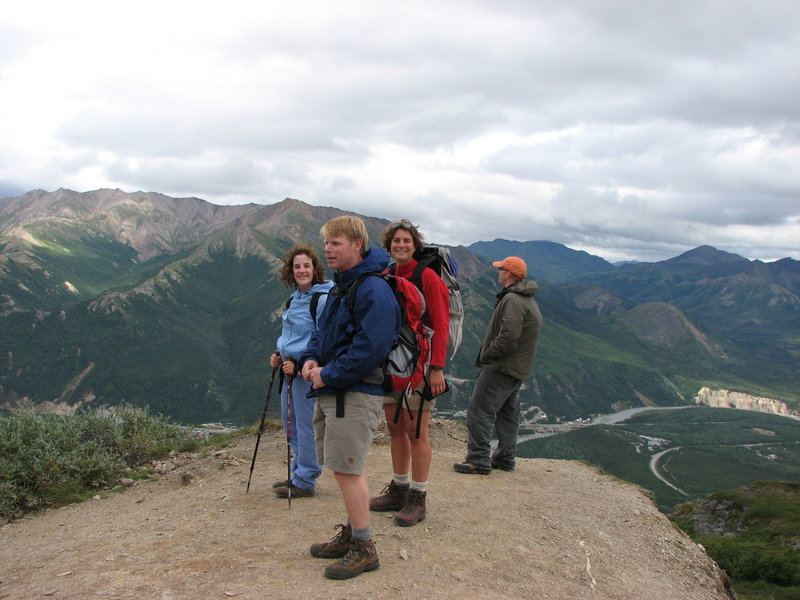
[
  {"xmin": 410, "ymin": 479, "xmax": 427, "ymax": 493},
  {"xmin": 393, "ymin": 473, "xmax": 410, "ymax": 485}
]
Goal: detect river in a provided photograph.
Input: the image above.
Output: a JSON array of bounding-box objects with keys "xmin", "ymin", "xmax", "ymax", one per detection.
[{"xmin": 515, "ymin": 405, "xmax": 694, "ymax": 445}]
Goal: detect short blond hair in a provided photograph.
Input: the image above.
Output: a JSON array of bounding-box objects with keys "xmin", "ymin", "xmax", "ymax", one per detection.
[{"xmin": 320, "ymin": 216, "xmax": 369, "ymax": 257}]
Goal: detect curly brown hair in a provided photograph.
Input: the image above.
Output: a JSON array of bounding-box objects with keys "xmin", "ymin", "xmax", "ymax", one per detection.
[
  {"xmin": 278, "ymin": 245, "xmax": 326, "ymax": 288},
  {"xmin": 382, "ymin": 219, "xmax": 425, "ymax": 255}
]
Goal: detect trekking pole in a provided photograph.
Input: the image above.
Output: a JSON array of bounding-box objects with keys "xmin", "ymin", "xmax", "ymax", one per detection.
[
  {"xmin": 246, "ymin": 358, "xmax": 279, "ymax": 493},
  {"xmin": 285, "ymin": 356, "xmax": 294, "ymax": 509}
]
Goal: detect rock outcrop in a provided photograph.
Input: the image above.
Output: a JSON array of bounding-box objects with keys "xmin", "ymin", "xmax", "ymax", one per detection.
[{"xmin": 694, "ymin": 387, "xmax": 797, "ymax": 417}]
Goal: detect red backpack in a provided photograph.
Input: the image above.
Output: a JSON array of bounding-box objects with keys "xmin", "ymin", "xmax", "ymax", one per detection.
[{"xmin": 346, "ymin": 272, "xmax": 433, "ymax": 396}]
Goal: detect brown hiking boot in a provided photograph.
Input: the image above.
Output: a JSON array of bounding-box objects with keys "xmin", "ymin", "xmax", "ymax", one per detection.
[
  {"xmin": 274, "ymin": 483, "xmax": 314, "ymax": 498},
  {"xmin": 369, "ymin": 480, "xmax": 410, "ymax": 512},
  {"xmin": 309, "ymin": 524, "xmax": 352, "ymax": 559},
  {"xmin": 394, "ymin": 488, "xmax": 426, "ymax": 527},
  {"xmin": 323, "ymin": 538, "xmax": 380, "ymax": 580}
]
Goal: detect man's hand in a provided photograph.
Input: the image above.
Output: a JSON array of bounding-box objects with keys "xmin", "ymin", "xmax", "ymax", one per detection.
[
  {"xmin": 301, "ymin": 360, "xmax": 319, "ymax": 381},
  {"xmin": 308, "ymin": 367, "xmax": 326, "ymax": 389},
  {"xmin": 302, "ymin": 360, "xmax": 326, "ymax": 389}
]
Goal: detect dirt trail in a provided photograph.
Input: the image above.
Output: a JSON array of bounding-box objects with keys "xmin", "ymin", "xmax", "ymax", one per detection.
[{"xmin": 0, "ymin": 420, "xmax": 734, "ymax": 600}]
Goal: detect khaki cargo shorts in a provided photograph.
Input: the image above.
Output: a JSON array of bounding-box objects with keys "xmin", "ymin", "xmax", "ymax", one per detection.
[{"xmin": 313, "ymin": 391, "xmax": 383, "ymax": 475}]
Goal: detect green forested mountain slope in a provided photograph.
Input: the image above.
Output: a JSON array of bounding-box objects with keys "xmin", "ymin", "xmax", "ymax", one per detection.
[
  {"xmin": 580, "ymin": 247, "xmax": 799, "ymax": 354},
  {"xmin": 1, "ymin": 189, "xmax": 796, "ymax": 424}
]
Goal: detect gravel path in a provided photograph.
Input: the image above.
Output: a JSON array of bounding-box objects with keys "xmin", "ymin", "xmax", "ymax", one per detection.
[{"xmin": 0, "ymin": 420, "xmax": 734, "ymax": 600}]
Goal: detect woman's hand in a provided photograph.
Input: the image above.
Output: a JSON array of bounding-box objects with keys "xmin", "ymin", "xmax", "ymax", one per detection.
[
  {"xmin": 428, "ymin": 368, "xmax": 446, "ymax": 397},
  {"xmin": 281, "ymin": 359, "xmax": 296, "ymax": 377},
  {"xmin": 268, "ymin": 352, "xmax": 281, "ymax": 368}
]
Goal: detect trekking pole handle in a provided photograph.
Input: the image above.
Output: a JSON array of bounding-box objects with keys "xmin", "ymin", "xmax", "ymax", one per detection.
[
  {"xmin": 284, "ymin": 355, "xmax": 300, "ymax": 378},
  {"xmin": 269, "ymin": 350, "xmax": 282, "ymax": 369}
]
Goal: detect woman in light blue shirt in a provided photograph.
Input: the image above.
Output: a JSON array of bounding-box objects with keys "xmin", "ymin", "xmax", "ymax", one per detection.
[{"xmin": 269, "ymin": 245, "xmax": 333, "ymax": 498}]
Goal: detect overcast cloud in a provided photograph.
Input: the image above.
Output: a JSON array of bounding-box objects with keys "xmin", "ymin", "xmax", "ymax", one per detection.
[{"xmin": 1, "ymin": 0, "xmax": 798, "ymax": 262}]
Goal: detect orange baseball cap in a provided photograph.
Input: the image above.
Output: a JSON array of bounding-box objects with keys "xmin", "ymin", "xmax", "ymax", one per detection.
[{"xmin": 492, "ymin": 256, "xmax": 527, "ymax": 279}]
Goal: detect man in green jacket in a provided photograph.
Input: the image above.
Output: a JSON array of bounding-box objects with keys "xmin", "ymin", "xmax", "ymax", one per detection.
[{"xmin": 454, "ymin": 256, "xmax": 542, "ymax": 475}]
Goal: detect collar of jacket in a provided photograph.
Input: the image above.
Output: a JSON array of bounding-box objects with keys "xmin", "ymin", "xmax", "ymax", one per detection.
[{"xmin": 496, "ymin": 279, "xmax": 538, "ymax": 301}]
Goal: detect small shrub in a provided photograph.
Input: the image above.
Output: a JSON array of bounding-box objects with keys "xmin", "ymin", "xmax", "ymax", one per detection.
[
  {"xmin": 0, "ymin": 405, "xmax": 195, "ymax": 519},
  {"xmin": 699, "ymin": 536, "xmax": 800, "ymax": 586}
]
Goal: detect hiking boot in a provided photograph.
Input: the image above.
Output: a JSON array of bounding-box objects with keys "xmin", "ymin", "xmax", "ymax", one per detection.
[
  {"xmin": 452, "ymin": 462, "xmax": 492, "ymax": 475},
  {"xmin": 492, "ymin": 460, "xmax": 515, "ymax": 472},
  {"xmin": 310, "ymin": 524, "xmax": 352, "ymax": 558},
  {"xmin": 323, "ymin": 538, "xmax": 380, "ymax": 580},
  {"xmin": 369, "ymin": 480, "xmax": 410, "ymax": 512},
  {"xmin": 274, "ymin": 483, "xmax": 314, "ymax": 498},
  {"xmin": 394, "ymin": 489, "xmax": 426, "ymax": 527},
  {"xmin": 272, "ymin": 478, "xmax": 291, "ymax": 489}
]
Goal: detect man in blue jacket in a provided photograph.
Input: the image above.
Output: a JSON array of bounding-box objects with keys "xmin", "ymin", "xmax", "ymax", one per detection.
[{"xmin": 301, "ymin": 215, "xmax": 401, "ymax": 580}]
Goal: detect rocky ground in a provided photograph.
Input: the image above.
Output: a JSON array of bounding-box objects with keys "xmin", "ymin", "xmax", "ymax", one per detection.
[{"xmin": 0, "ymin": 419, "xmax": 735, "ymax": 600}]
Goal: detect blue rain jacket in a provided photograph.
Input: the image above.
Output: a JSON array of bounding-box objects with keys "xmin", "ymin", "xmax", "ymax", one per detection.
[
  {"xmin": 302, "ymin": 247, "xmax": 400, "ymax": 396},
  {"xmin": 276, "ymin": 280, "xmax": 334, "ymax": 362}
]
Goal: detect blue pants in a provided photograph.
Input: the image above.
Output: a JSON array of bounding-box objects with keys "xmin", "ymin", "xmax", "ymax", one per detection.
[
  {"xmin": 465, "ymin": 368, "xmax": 522, "ymax": 470},
  {"xmin": 281, "ymin": 375, "xmax": 321, "ymax": 490}
]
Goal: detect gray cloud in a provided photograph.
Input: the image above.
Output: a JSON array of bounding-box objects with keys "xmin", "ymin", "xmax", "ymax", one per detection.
[{"xmin": 1, "ymin": 0, "xmax": 798, "ymax": 262}]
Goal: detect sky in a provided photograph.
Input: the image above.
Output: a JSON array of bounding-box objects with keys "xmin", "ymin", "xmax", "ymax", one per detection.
[{"xmin": 1, "ymin": 1, "xmax": 799, "ymax": 263}]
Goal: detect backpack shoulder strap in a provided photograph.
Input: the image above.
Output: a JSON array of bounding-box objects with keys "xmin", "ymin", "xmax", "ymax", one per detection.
[
  {"xmin": 309, "ymin": 291, "xmax": 328, "ymax": 323},
  {"xmin": 345, "ymin": 272, "xmax": 385, "ymax": 313},
  {"xmin": 409, "ymin": 261, "xmax": 426, "ymax": 292},
  {"xmin": 284, "ymin": 291, "xmax": 329, "ymax": 324}
]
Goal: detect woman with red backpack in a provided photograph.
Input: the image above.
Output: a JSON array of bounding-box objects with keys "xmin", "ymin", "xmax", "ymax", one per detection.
[{"xmin": 369, "ymin": 219, "xmax": 450, "ymax": 527}]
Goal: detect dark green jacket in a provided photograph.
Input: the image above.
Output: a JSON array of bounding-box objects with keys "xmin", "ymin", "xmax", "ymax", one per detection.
[{"xmin": 476, "ymin": 279, "xmax": 542, "ymax": 380}]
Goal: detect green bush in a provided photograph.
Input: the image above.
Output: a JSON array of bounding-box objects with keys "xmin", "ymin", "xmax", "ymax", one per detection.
[
  {"xmin": 734, "ymin": 579, "xmax": 800, "ymax": 600},
  {"xmin": 699, "ymin": 536, "xmax": 800, "ymax": 586},
  {"xmin": 0, "ymin": 406, "xmax": 196, "ymax": 519}
]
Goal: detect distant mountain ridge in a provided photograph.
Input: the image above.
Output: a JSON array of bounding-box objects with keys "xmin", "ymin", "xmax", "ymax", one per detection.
[
  {"xmin": 1, "ymin": 188, "xmax": 797, "ymax": 425},
  {"xmin": 664, "ymin": 245, "xmax": 750, "ymax": 267},
  {"xmin": 468, "ymin": 238, "xmax": 615, "ymax": 283},
  {"xmin": 576, "ymin": 244, "xmax": 800, "ymax": 391}
]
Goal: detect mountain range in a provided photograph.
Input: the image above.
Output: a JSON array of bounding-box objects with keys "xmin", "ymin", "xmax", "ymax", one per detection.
[{"xmin": 1, "ymin": 188, "xmax": 797, "ymax": 425}]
